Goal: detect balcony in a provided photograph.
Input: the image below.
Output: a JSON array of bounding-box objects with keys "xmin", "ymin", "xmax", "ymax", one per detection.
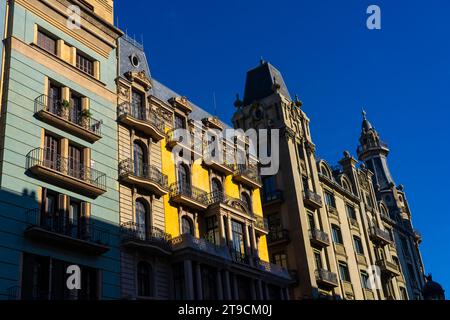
[
  {"xmin": 233, "ymin": 164, "xmax": 262, "ymax": 189},
  {"xmin": 254, "ymin": 215, "xmax": 269, "ymax": 234},
  {"xmin": 348, "ymin": 217, "xmax": 359, "ymax": 230},
  {"xmin": 24, "ymin": 209, "xmax": 109, "ymax": 255},
  {"xmin": 315, "ymin": 268, "xmax": 339, "ymax": 288},
  {"xmin": 171, "ymin": 233, "xmax": 230, "ymax": 260},
  {"xmin": 169, "ymin": 182, "xmax": 209, "ymax": 210},
  {"xmin": 26, "ymin": 148, "xmax": 107, "ymax": 198},
  {"xmin": 231, "ymin": 250, "xmax": 252, "ymax": 266},
  {"xmin": 117, "ymin": 102, "xmax": 165, "ymax": 141},
  {"xmin": 203, "ymin": 143, "xmax": 235, "ymax": 175},
  {"xmin": 326, "ymin": 205, "xmax": 339, "ymax": 217},
  {"xmin": 376, "ymin": 259, "xmax": 401, "ymax": 277},
  {"xmin": 268, "ymin": 229, "xmax": 290, "ymax": 245},
  {"xmin": 303, "ymin": 189, "xmax": 323, "ymax": 208},
  {"xmin": 363, "ymin": 288, "xmax": 375, "ymax": 300},
  {"xmin": 309, "ymin": 229, "xmax": 330, "ymax": 247},
  {"xmin": 118, "ymin": 159, "xmax": 168, "ymax": 197},
  {"xmin": 34, "ymin": 94, "xmax": 102, "ymax": 143},
  {"xmin": 262, "ymin": 190, "xmax": 284, "ymax": 206},
  {"xmin": 356, "ymin": 254, "xmax": 368, "ymax": 266},
  {"xmin": 121, "ymin": 222, "xmax": 172, "ymax": 256},
  {"xmin": 334, "ymin": 243, "xmax": 347, "ymax": 257},
  {"xmin": 369, "ymin": 226, "xmax": 392, "ymax": 246},
  {"xmin": 257, "ymin": 260, "xmax": 291, "ymax": 280}
]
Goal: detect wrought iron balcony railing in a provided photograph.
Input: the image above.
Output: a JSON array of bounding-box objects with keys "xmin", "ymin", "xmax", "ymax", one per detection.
[
  {"xmin": 119, "ymin": 158, "xmax": 168, "ymax": 189},
  {"xmin": 121, "ymin": 221, "xmax": 172, "ymax": 252},
  {"xmin": 369, "ymin": 226, "xmax": 392, "ymax": 245},
  {"xmin": 315, "ymin": 268, "xmax": 339, "ymax": 287},
  {"xmin": 268, "ymin": 229, "xmax": 290, "ymax": 244},
  {"xmin": 117, "ymin": 101, "xmax": 164, "ymax": 133},
  {"xmin": 303, "ymin": 189, "xmax": 323, "ymax": 208},
  {"xmin": 35, "ymin": 94, "xmax": 102, "ymax": 136},
  {"xmin": 254, "ymin": 215, "xmax": 269, "ymax": 232},
  {"xmin": 262, "ymin": 190, "xmax": 284, "ymax": 204},
  {"xmin": 169, "ymin": 182, "xmax": 209, "ymax": 205},
  {"xmin": 26, "ymin": 148, "xmax": 107, "ymax": 191},
  {"xmin": 309, "ymin": 229, "xmax": 330, "ymax": 247},
  {"xmin": 171, "ymin": 233, "xmax": 231, "ymax": 260},
  {"xmin": 257, "ymin": 260, "xmax": 291, "ymax": 280},
  {"xmin": 25, "ymin": 208, "xmax": 110, "ymax": 245}
]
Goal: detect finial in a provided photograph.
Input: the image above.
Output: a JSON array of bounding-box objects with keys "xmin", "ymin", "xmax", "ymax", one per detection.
[
  {"xmin": 260, "ymin": 57, "xmax": 265, "ymax": 65},
  {"xmin": 294, "ymin": 95, "xmax": 303, "ymax": 108},
  {"xmin": 234, "ymin": 93, "xmax": 243, "ymax": 108},
  {"xmin": 362, "ymin": 109, "xmax": 367, "ymax": 120}
]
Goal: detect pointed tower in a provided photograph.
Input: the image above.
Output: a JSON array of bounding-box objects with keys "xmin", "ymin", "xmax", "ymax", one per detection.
[
  {"xmin": 357, "ymin": 111, "xmax": 395, "ymax": 190},
  {"xmin": 356, "ymin": 111, "xmax": 426, "ymax": 299}
]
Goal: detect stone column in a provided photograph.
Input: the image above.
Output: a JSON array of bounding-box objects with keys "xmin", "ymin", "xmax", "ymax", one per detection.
[
  {"xmin": 251, "ymin": 279, "xmax": 257, "ymax": 300},
  {"xmin": 285, "ymin": 287, "xmax": 290, "ymax": 300},
  {"xmin": 224, "ymin": 270, "xmax": 232, "ymax": 300},
  {"xmin": 264, "ymin": 283, "xmax": 270, "ymax": 300},
  {"xmin": 257, "ymin": 279, "xmax": 264, "ymax": 300},
  {"xmin": 218, "ymin": 213, "xmax": 226, "ymax": 246},
  {"xmin": 233, "ymin": 274, "xmax": 239, "ymax": 300},
  {"xmin": 216, "ymin": 269, "xmax": 224, "ymax": 300},
  {"xmin": 184, "ymin": 260, "xmax": 194, "ymax": 300},
  {"xmin": 227, "ymin": 215, "xmax": 234, "ymax": 248},
  {"xmin": 195, "ymin": 262, "xmax": 203, "ymax": 300}
]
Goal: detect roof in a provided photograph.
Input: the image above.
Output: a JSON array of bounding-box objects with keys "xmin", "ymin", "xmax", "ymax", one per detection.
[{"xmin": 243, "ymin": 61, "xmax": 291, "ymax": 106}]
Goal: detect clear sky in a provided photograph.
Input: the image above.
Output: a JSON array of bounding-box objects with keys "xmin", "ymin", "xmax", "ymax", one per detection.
[{"xmin": 115, "ymin": 0, "xmax": 450, "ymax": 294}]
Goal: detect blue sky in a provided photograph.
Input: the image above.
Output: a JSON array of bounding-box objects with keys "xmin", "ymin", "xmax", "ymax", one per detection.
[{"xmin": 115, "ymin": 0, "xmax": 450, "ymax": 293}]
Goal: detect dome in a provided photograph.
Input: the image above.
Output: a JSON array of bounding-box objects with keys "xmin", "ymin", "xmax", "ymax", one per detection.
[{"xmin": 423, "ymin": 274, "xmax": 445, "ymax": 300}]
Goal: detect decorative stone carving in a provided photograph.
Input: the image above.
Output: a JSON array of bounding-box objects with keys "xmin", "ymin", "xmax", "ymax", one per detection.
[
  {"xmin": 118, "ymin": 84, "xmax": 130, "ymax": 100},
  {"xmin": 305, "ymin": 140, "xmax": 316, "ymax": 154},
  {"xmin": 202, "ymin": 117, "xmax": 224, "ymax": 131},
  {"xmin": 125, "ymin": 71, "xmax": 152, "ymax": 91},
  {"xmin": 153, "ymin": 106, "xmax": 173, "ymax": 123},
  {"xmin": 282, "ymin": 127, "xmax": 296, "ymax": 142},
  {"xmin": 169, "ymin": 96, "xmax": 192, "ymax": 113}
]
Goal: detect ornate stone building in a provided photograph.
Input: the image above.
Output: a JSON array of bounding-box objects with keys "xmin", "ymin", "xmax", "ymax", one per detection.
[{"xmin": 232, "ymin": 60, "xmax": 425, "ymax": 300}]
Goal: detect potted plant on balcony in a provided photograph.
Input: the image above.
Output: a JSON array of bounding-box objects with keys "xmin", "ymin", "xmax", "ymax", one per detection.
[
  {"xmin": 80, "ymin": 109, "xmax": 92, "ymax": 129},
  {"xmin": 58, "ymin": 99, "xmax": 71, "ymax": 120}
]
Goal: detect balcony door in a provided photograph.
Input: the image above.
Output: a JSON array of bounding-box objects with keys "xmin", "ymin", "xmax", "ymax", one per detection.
[
  {"xmin": 132, "ymin": 90, "xmax": 145, "ymax": 120},
  {"xmin": 44, "ymin": 135, "xmax": 59, "ymax": 170},
  {"xmin": 135, "ymin": 200, "xmax": 148, "ymax": 240},
  {"xmin": 178, "ymin": 164, "xmax": 190, "ymax": 193},
  {"xmin": 69, "ymin": 200, "xmax": 81, "ymax": 238},
  {"xmin": 48, "ymin": 83, "xmax": 60, "ymax": 114},
  {"xmin": 70, "ymin": 94, "xmax": 82, "ymax": 124},
  {"xmin": 68, "ymin": 145, "xmax": 83, "ymax": 180},
  {"xmin": 133, "ymin": 142, "xmax": 146, "ymax": 177},
  {"xmin": 231, "ymin": 221, "xmax": 245, "ymax": 259}
]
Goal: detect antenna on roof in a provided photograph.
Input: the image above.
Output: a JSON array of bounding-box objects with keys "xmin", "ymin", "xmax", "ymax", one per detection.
[{"xmin": 213, "ymin": 91, "xmax": 218, "ymax": 116}]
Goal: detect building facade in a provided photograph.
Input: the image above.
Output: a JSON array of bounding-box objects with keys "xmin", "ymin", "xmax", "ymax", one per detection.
[
  {"xmin": 0, "ymin": 0, "xmax": 122, "ymax": 299},
  {"xmin": 115, "ymin": 38, "xmax": 291, "ymax": 300},
  {"xmin": 232, "ymin": 60, "xmax": 425, "ymax": 300}
]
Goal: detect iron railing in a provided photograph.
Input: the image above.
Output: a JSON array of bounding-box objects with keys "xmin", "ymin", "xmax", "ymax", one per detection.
[
  {"xmin": 121, "ymin": 221, "xmax": 172, "ymax": 251},
  {"xmin": 234, "ymin": 163, "xmax": 262, "ymax": 185},
  {"xmin": 268, "ymin": 229, "xmax": 290, "ymax": 243},
  {"xmin": 255, "ymin": 215, "xmax": 269, "ymax": 231},
  {"xmin": 262, "ymin": 190, "xmax": 283, "ymax": 204},
  {"xmin": 230, "ymin": 250, "xmax": 251, "ymax": 265},
  {"xmin": 118, "ymin": 158, "xmax": 168, "ymax": 189},
  {"xmin": 309, "ymin": 229, "xmax": 330, "ymax": 245},
  {"xmin": 117, "ymin": 102, "xmax": 164, "ymax": 133},
  {"xmin": 370, "ymin": 226, "xmax": 392, "ymax": 243},
  {"xmin": 257, "ymin": 260, "xmax": 291, "ymax": 279},
  {"xmin": 303, "ymin": 189, "xmax": 323, "ymax": 206},
  {"xmin": 25, "ymin": 208, "xmax": 110, "ymax": 245},
  {"xmin": 315, "ymin": 268, "xmax": 338, "ymax": 285},
  {"xmin": 357, "ymin": 141, "xmax": 389, "ymax": 154},
  {"xmin": 26, "ymin": 148, "xmax": 107, "ymax": 190},
  {"xmin": 35, "ymin": 94, "xmax": 102, "ymax": 136},
  {"xmin": 169, "ymin": 182, "xmax": 209, "ymax": 204},
  {"xmin": 171, "ymin": 233, "xmax": 231, "ymax": 260}
]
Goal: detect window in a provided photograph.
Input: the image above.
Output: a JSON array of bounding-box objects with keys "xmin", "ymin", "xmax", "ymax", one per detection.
[
  {"xmin": 262, "ymin": 175, "xmax": 277, "ymax": 199},
  {"xmin": 240, "ymin": 192, "xmax": 252, "ymax": 213},
  {"xmin": 231, "ymin": 220, "xmax": 245, "ymax": 257},
  {"xmin": 133, "ymin": 142, "xmax": 146, "ymax": 177},
  {"xmin": 205, "ymin": 216, "xmax": 220, "ymax": 245},
  {"xmin": 331, "ymin": 225, "xmax": 343, "ymax": 244},
  {"xmin": 44, "ymin": 134, "xmax": 59, "ymax": 170},
  {"xmin": 178, "ymin": 164, "xmax": 190, "ymax": 188},
  {"xmin": 353, "ymin": 236, "xmax": 364, "ymax": 255},
  {"xmin": 314, "ymin": 251, "xmax": 323, "ymax": 270},
  {"xmin": 76, "ymin": 52, "xmax": 94, "ymax": 76},
  {"xmin": 365, "ymin": 193, "xmax": 374, "ymax": 208},
  {"xmin": 181, "ymin": 216, "xmax": 194, "ymax": 236},
  {"xmin": 360, "ymin": 271, "xmax": 370, "ymax": 289},
  {"xmin": 70, "ymin": 93, "xmax": 82, "ymax": 123},
  {"xmin": 324, "ymin": 191, "xmax": 336, "ymax": 208},
  {"xmin": 37, "ymin": 29, "xmax": 56, "ymax": 54},
  {"xmin": 137, "ymin": 261, "xmax": 153, "ymax": 297},
  {"xmin": 68, "ymin": 144, "xmax": 83, "ymax": 179},
  {"xmin": 338, "ymin": 262, "xmax": 350, "ymax": 282},
  {"xmin": 47, "ymin": 83, "xmax": 61, "ymax": 113},
  {"xmin": 131, "ymin": 90, "xmax": 145, "ymax": 119},
  {"xmin": 346, "ymin": 204, "xmax": 357, "ymax": 220},
  {"xmin": 307, "ymin": 211, "xmax": 316, "ymax": 230},
  {"xmin": 400, "ymin": 287, "xmax": 408, "ymax": 300},
  {"xmin": 174, "ymin": 114, "xmax": 185, "ymax": 129},
  {"xmin": 272, "ymin": 253, "xmax": 288, "ymax": 268},
  {"xmin": 268, "ymin": 214, "xmax": 282, "ymax": 240},
  {"xmin": 135, "ymin": 200, "xmax": 148, "ymax": 240},
  {"xmin": 211, "ymin": 178, "xmax": 222, "ymax": 196}
]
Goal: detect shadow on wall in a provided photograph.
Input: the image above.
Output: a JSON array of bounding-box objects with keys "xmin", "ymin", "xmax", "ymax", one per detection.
[{"xmin": 0, "ymin": 187, "xmax": 126, "ymax": 300}]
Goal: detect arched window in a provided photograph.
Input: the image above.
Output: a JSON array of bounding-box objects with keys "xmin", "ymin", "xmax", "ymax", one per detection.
[
  {"xmin": 211, "ymin": 178, "xmax": 222, "ymax": 196},
  {"xmin": 320, "ymin": 164, "xmax": 331, "ymax": 178},
  {"xmin": 342, "ymin": 178, "xmax": 352, "ymax": 192},
  {"xmin": 137, "ymin": 261, "xmax": 153, "ymax": 297},
  {"xmin": 178, "ymin": 163, "xmax": 190, "ymax": 188},
  {"xmin": 135, "ymin": 199, "xmax": 148, "ymax": 240},
  {"xmin": 181, "ymin": 216, "xmax": 194, "ymax": 236},
  {"xmin": 240, "ymin": 192, "xmax": 252, "ymax": 213},
  {"xmin": 133, "ymin": 142, "xmax": 146, "ymax": 177}
]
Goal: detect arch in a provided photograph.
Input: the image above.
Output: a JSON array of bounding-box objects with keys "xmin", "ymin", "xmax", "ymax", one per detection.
[
  {"xmin": 133, "ymin": 140, "xmax": 148, "ymax": 176},
  {"xmin": 211, "ymin": 178, "xmax": 223, "ymax": 194},
  {"xmin": 177, "ymin": 163, "xmax": 191, "ymax": 187},
  {"xmin": 240, "ymin": 192, "xmax": 252, "ymax": 213},
  {"xmin": 181, "ymin": 216, "xmax": 194, "ymax": 236},
  {"xmin": 380, "ymin": 202, "xmax": 389, "ymax": 216},
  {"xmin": 340, "ymin": 175, "xmax": 353, "ymax": 193},
  {"xmin": 319, "ymin": 160, "xmax": 332, "ymax": 178},
  {"xmin": 137, "ymin": 261, "xmax": 154, "ymax": 297}
]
